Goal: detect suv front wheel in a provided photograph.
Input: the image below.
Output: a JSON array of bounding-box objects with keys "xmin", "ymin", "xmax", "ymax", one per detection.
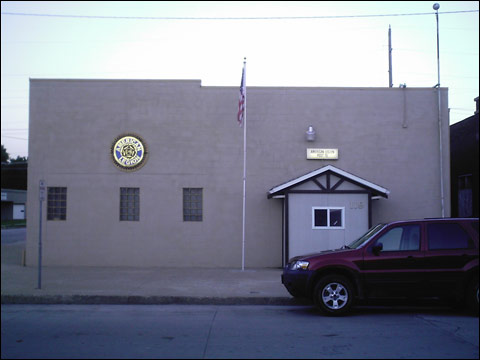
[{"xmin": 314, "ymin": 275, "xmax": 354, "ymax": 316}]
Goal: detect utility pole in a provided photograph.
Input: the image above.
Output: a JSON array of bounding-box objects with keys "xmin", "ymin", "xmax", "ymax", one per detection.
[{"xmin": 433, "ymin": 3, "xmax": 445, "ymax": 218}]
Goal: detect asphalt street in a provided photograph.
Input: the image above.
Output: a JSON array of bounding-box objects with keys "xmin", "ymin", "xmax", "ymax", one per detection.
[
  {"xmin": 0, "ymin": 227, "xmax": 26, "ymax": 245},
  {"xmin": 2, "ymin": 228, "xmax": 478, "ymax": 359},
  {"xmin": 2, "ymin": 304, "xmax": 479, "ymax": 359}
]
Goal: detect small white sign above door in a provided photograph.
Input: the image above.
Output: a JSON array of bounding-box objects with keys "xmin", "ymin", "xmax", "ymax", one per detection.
[{"xmin": 306, "ymin": 148, "xmax": 339, "ymax": 160}]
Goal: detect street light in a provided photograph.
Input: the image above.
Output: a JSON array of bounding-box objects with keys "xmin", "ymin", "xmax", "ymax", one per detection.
[
  {"xmin": 433, "ymin": 3, "xmax": 445, "ymax": 218},
  {"xmin": 434, "ymin": 3, "xmax": 440, "ymax": 88}
]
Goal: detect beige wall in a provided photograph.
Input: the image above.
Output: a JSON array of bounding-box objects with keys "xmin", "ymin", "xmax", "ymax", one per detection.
[{"xmin": 26, "ymin": 80, "xmax": 450, "ymax": 268}]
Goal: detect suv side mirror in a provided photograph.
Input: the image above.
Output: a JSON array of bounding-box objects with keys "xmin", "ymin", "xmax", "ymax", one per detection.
[{"xmin": 372, "ymin": 243, "xmax": 383, "ymax": 256}]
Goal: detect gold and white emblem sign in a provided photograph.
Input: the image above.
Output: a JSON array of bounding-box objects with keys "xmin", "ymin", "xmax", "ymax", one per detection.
[{"xmin": 111, "ymin": 134, "xmax": 148, "ymax": 171}]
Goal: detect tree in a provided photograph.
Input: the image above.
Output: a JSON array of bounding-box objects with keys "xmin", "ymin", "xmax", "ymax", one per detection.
[
  {"xmin": 10, "ymin": 155, "xmax": 28, "ymax": 163},
  {"xmin": 1, "ymin": 144, "xmax": 9, "ymax": 163},
  {"xmin": 1, "ymin": 146, "xmax": 27, "ymax": 190}
]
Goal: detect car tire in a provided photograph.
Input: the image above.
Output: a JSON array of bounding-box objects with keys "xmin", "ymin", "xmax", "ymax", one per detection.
[
  {"xmin": 314, "ymin": 275, "xmax": 354, "ymax": 316},
  {"xmin": 466, "ymin": 277, "xmax": 479, "ymax": 317}
]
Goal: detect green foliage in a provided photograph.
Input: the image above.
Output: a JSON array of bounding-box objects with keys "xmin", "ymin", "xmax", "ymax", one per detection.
[
  {"xmin": 10, "ymin": 156, "xmax": 28, "ymax": 163},
  {"xmin": 1, "ymin": 144, "xmax": 27, "ymax": 163},
  {"xmin": 1, "ymin": 144, "xmax": 9, "ymax": 163},
  {"xmin": 1, "ymin": 219, "xmax": 26, "ymax": 229}
]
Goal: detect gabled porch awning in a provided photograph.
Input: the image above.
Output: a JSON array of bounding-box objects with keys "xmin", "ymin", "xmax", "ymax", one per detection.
[{"xmin": 268, "ymin": 165, "xmax": 390, "ymax": 199}]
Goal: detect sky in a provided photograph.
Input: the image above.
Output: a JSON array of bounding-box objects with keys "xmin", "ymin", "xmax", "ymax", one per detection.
[{"xmin": 1, "ymin": 1, "xmax": 479, "ymax": 158}]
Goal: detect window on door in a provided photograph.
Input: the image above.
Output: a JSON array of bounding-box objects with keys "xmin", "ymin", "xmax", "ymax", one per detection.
[
  {"xmin": 373, "ymin": 225, "xmax": 421, "ymax": 251},
  {"xmin": 312, "ymin": 207, "xmax": 344, "ymax": 229},
  {"xmin": 427, "ymin": 223, "xmax": 473, "ymax": 250}
]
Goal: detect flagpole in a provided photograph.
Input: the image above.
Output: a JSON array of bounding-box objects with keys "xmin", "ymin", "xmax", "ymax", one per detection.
[{"xmin": 241, "ymin": 57, "xmax": 247, "ymax": 271}]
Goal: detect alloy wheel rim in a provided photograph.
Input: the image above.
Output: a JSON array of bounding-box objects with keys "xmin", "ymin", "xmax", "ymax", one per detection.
[{"xmin": 322, "ymin": 282, "xmax": 348, "ymax": 310}]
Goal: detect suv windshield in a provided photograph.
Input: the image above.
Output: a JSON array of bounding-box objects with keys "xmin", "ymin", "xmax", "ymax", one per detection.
[{"xmin": 346, "ymin": 223, "xmax": 385, "ymax": 249}]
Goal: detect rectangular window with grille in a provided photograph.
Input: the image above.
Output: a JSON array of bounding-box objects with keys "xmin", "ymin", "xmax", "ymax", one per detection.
[
  {"xmin": 458, "ymin": 174, "xmax": 473, "ymax": 217},
  {"xmin": 47, "ymin": 187, "xmax": 67, "ymax": 221},
  {"xmin": 183, "ymin": 188, "xmax": 203, "ymax": 222},
  {"xmin": 120, "ymin": 187, "xmax": 140, "ymax": 221}
]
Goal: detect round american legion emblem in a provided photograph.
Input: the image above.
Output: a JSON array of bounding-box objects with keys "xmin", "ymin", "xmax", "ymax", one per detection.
[{"xmin": 111, "ymin": 134, "xmax": 148, "ymax": 171}]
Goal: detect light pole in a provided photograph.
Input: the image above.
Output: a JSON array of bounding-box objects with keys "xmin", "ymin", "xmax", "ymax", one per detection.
[
  {"xmin": 434, "ymin": 3, "xmax": 440, "ymax": 87},
  {"xmin": 433, "ymin": 3, "xmax": 445, "ymax": 218}
]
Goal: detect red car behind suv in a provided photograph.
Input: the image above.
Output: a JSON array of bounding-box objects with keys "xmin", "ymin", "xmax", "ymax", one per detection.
[{"xmin": 282, "ymin": 218, "xmax": 479, "ymax": 316}]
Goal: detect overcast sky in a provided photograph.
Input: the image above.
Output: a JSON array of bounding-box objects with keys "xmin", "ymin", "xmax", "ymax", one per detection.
[{"xmin": 1, "ymin": 1, "xmax": 478, "ymax": 158}]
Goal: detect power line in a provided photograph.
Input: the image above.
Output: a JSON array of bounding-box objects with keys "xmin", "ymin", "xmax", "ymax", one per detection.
[
  {"xmin": 1, "ymin": 135, "xmax": 28, "ymax": 141},
  {"xmin": 1, "ymin": 10, "xmax": 478, "ymax": 21}
]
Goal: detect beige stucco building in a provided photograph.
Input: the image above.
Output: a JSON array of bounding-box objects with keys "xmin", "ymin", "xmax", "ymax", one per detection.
[{"xmin": 26, "ymin": 79, "xmax": 450, "ymax": 268}]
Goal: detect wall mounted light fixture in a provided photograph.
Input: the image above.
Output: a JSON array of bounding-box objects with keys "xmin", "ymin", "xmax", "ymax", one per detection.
[{"xmin": 306, "ymin": 125, "xmax": 316, "ymax": 142}]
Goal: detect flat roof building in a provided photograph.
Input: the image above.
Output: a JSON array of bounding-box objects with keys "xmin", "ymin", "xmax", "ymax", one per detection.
[
  {"xmin": 1, "ymin": 188, "xmax": 27, "ymax": 221},
  {"xmin": 26, "ymin": 79, "xmax": 450, "ymax": 268}
]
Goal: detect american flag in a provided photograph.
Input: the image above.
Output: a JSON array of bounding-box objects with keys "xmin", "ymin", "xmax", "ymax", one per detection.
[{"xmin": 237, "ymin": 62, "xmax": 246, "ymax": 126}]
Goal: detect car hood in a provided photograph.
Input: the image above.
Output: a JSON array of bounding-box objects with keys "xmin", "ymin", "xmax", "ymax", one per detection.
[{"xmin": 289, "ymin": 248, "xmax": 353, "ymax": 262}]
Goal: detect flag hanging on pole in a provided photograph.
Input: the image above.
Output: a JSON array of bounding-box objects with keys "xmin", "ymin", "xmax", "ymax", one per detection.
[
  {"xmin": 237, "ymin": 60, "xmax": 246, "ymax": 126},
  {"xmin": 239, "ymin": 58, "xmax": 247, "ymax": 271}
]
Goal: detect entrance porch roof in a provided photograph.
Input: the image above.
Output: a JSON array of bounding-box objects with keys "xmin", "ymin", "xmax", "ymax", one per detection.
[{"xmin": 268, "ymin": 165, "xmax": 390, "ymax": 199}]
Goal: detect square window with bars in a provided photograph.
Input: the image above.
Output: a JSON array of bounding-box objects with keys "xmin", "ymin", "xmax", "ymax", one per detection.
[
  {"xmin": 47, "ymin": 187, "xmax": 67, "ymax": 221},
  {"xmin": 120, "ymin": 187, "xmax": 140, "ymax": 221},
  {"xmin": 183, "ymin": 188, "xmax": 203, "ymax": 222}
]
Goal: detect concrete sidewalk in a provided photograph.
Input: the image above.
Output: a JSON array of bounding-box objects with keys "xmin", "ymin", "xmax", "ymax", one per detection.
[
  {"xmin": 1, "ymin": 264, "xmax": 304, "ymax": 305},
  {"xmin": 1, "ymin": 233, "xmax": 303, "ymax": 305}
]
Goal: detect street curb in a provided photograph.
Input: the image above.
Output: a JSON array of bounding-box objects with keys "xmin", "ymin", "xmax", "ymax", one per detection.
[{"xmin": 1, "ymin": 295, "xmax": 311, "ymax": 306}]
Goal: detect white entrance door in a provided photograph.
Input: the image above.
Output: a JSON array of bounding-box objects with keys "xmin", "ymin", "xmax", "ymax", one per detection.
[
  {"xmin": 13, "ymin": 204, "xmax": 25, "ymax": 220},
  {"xmin": 288, "ymin": 193, "xmax": 369, "ymax": 258}
]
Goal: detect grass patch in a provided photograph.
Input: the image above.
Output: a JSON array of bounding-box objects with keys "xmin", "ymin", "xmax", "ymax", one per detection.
[{"xmin": 1, "ymin": 219, "xmax": 26, "ymax": 229}]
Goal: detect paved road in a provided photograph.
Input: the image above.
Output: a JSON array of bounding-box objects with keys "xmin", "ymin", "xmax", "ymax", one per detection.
[
  {"xmin": 2, "ymin": 304, "xmax": 478, "ymax": 359},
  {"xmin": 1, "ymin": 228, "xmax": 26, "ymax": 265},
  {"xmin": 1, "ymin": 228, "xmax": 26, "ymax": 245}
]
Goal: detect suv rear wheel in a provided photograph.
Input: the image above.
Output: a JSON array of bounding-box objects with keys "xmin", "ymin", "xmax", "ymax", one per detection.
[
  {"xmin": 466, "ymin": 278, "xmax": 479, "ymax": 316},
  {"xmin": 314, "ymin": 275, "xmax": 354, "ymax": 316}
]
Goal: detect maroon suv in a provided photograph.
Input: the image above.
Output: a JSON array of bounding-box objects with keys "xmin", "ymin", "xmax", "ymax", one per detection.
[{"xmin": 282, "ymin": 218, "xmax": 479, "ymax": 316}]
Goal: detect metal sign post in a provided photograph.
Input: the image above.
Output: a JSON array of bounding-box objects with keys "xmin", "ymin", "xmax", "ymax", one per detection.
[{"xmin": 38, "ymin": 179, "xmax": 46, "ymax": 289}]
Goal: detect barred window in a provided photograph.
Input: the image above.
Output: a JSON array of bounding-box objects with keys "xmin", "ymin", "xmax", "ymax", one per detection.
[
  {"xmin": 47, "ymin": 187, "xmax": 67, "ymax": 221},
  {"xmin": 183, "ymin": 188, "xmax": 203, "ymax": 222},
  {"xmin": 120, "ymin": 187, "xmax": 139, "ymax": 221}
]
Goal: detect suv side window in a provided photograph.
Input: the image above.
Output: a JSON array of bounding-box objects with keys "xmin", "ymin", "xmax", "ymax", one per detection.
[
  {"xmin": 374, "ymin": 225, "xmax": 420, "ymax": 251},
  {"xmin": 427, "ymin": 223, "xmax": 473, "ymax": 250}
]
